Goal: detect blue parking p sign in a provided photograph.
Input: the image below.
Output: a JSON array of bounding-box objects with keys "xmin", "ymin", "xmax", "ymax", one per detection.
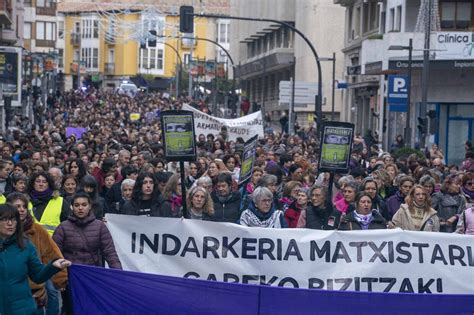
[{"xmin": 387, "ymin": 75, "xmax": 409, "ymax": 112}]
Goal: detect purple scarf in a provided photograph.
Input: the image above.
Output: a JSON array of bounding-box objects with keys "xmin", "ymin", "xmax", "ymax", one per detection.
[
  {"xmin": 462, "ymin": 186, "xmax": 474, "ymax": 200},
  {"xmin": 29, "ymin": 188, "xmax": 54, "ymax": 205}
]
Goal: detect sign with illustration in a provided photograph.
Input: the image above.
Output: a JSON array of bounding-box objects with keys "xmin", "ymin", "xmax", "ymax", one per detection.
[
  {"xmin": 318, "ymin": 122, "xmax": 354, "ymax": 173},
  {"xmin": 161, "ymin": 111, "xmax": 196, "ymax": 161}
]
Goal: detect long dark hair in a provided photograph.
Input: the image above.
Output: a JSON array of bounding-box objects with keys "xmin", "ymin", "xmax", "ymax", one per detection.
[
  {"xmin": 132, "ymin": 172, "xmax": 158, "ymax": 202},
  {"xmin": 0, "ymin": 204, "xmax": 25, "ymax": 249}
]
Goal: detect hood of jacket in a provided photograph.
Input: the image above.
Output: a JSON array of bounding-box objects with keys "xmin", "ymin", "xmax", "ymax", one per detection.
[{"xmin": 67, "ymin": 211, "xmax": 96, "ymax": 227}]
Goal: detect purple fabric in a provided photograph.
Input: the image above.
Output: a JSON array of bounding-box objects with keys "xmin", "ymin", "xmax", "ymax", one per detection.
[
  {"xmin": 386, "ymin": 191, "xmax": 405, "ymax": 217},
  {"xmin": 69, "ymin": 265, "xmax": 474, "ymax": 315},
  {"xmin": 66, "ymin": 127, "xmax": 87, "ymax": 139}
]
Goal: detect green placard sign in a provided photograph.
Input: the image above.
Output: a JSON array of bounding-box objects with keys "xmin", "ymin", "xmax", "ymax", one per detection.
[
  {"xmin": 239, "ymin": 135, "xmax": 258, "ymax": 185},
  {"xmin": 318, "ymin": 122, "xmax": 354, "ymax": 173},
  {"xmin": 161, "ymin": 111, "xmax": 197, "ymax": 161}
]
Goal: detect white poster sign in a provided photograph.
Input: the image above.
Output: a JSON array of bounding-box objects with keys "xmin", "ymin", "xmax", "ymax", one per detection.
[
  {"xmin": 106, "ymin": 215, "xmax": 474, "ymax": 294},
  {"xmin": 434, "ymin": 32, "xmax": 474, "ymax": 60},
  {"xmin": 182, "ymin": 104, "xmax": 264, "ymax": 141}
]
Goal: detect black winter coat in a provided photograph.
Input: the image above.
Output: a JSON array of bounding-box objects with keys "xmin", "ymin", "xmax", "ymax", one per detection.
[
  {"xmin": 211, "ymin": 191, "xmax": 242, "ymax": 223},
  {"xmin": 338, "ymin": 210, "xmax": 387, "ymax": 230},
  {"xmin": 306, "ymin": 202, "xmax": 341, "ymax": 230}
]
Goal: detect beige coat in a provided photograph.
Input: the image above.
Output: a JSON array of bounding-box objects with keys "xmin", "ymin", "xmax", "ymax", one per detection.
[{"xmin": 392, "ymin": 203, "xmax": 440, "ymax": 232}]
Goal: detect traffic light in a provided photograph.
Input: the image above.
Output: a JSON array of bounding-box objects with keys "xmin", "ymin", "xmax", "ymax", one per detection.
[
  {"xmin": 417, "ymin": 117, "xmax": 428, "ymax": 134},
  {"xmin": 148, "ymin": 30, "xmax": 157, "ymax": 47},
  {"xmin": 180, "ymin": 6, "xmax": 194, "ymax": 33}
]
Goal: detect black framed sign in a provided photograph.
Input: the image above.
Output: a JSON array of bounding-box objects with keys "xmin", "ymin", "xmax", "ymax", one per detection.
[
  {"xmin": 318, "ymin": 121, "xmax": 355, "ymax": 173},
  {"xmin": 160, "ymin": 111, "xmax": 197, "ymax": 161},
  {"xmin": 238, "ymin": 135, "xmax": 258, "ymax": 185}
]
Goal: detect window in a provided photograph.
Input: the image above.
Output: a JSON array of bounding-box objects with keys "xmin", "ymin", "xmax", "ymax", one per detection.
[
  {"xmin": 140, "ymin": 48, "xmax": 164, "ymax": 70},
  {"xmin": 441, "ymin": 1, "xmax": 472, "ymax": 29},
  {"xmin": 36, "ymin": 0, "xmax": 45, "ymax": 7},
  {"xmin": 36, "ymin": 22, "xmax": 45, "ymax": 40},
  {"xmin": 58, "ymin": 21, "xmax": 64, "ymax": 39},
  {"xmin": 354, "ymin": 6, "xmax": 361, "ymax": 38},
  {"xmin": 75, "ymin": 21, "xmax": 80, "ymax": 34},
  {"xmin": 218, "ymin": 22, "xmax": 229, "ymax": 44},
  {"xmin": 389, "ymin": 8, "xmax": 395, "ymax": 31},
  {"xmin": 93, "ymin": 20, "xmax": 99, "ymax": 38},
  {"xmin": 183, "ymin": 53, "xmax": 190, "ymax": 65},
  {"xmin": 92, "ymin": 48, "xmax": 99, "ymax": 68},
  {"xmin": 108, "ymin": 49, "xmax": 115, "ymax": 63},
  {"xmin": 157, "ymin": 49, "xmax": 163, "ymax": 69},
  {"xmin": 24, "ymin": 22, "xmax": 32, "ymax": 39},
  {"xmin": 380, "ymin": 11, "xmax": 386, "ymax": 34},
  {"xmin": 81, "ymin": 47, "xmax": 99, "ymax": 69},
  {"xmin": 395, "ymin": 6, "xmax": 402, "ymax": 31},
  {"xmin": 58, "ymin": 49, "xmax": 64, "ymax": 68}
]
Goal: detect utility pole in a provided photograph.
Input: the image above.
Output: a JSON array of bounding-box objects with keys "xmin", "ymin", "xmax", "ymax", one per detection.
[
  {"xmin": 331, "ymin": 52, "xmax": 336, "ymax": 121},
  {"xmin": 77, "ymin": 32, "xmax": 81, "ymax": 89},
  {"xmin": 420, "ymin": 0, "xmax": 432, "ymax": 149},
  {"xmin": 405, "ymin": 39, "xmax": 413, "ymax": 148}
]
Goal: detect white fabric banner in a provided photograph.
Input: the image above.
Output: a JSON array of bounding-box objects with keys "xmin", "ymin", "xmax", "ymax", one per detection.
[
  {"xmin": 183, "ymin": 104, "xmax": 264, "ymax": 141},
  {"xmin": 106, "ymin": 214, "xmax": 474, "ymax": 294}
]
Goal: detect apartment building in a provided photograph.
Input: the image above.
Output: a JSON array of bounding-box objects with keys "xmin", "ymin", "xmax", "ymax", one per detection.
[
  {"xmin": 336, "ymin": 0, "xmax": 474, "ymax": 164},
  {"xmin": 58, "ymin": 2, "xmax": 230, "ymax": 91},
  {"xmin": 230, "ymin": 0, "xmax": 345, "ymax": 127}
]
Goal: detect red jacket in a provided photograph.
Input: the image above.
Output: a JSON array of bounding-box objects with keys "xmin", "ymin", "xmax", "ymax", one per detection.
[{"xmin": 285, "ymin": 201, "xmax": 306, "ymax": 228}]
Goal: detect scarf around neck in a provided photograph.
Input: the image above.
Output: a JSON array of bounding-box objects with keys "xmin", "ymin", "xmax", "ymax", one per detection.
[
  {"xmin": 354, "ymin": 211, "xmax": 373, "ymax": 230},
  {"xmin": 462, "ymin": 186, "xmax": 474, "ymax": 200},
  {"xmin": 30, "ymin": 188, "xmax": 54, "ymax": 205}
]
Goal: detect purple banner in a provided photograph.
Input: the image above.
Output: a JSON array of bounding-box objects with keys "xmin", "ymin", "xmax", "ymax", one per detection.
[
  {"xmin": 66, "ymin": 127, "xmax": 87, "ymax": 139},
  {"xmin": 69, "ymin": 265, "xmax": 474, "ymax": 315}
]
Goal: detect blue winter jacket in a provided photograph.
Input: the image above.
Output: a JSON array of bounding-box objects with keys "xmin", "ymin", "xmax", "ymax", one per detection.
[{"xmin": 0, "ymin": 236, "xmax": 61, "ymax": 315}]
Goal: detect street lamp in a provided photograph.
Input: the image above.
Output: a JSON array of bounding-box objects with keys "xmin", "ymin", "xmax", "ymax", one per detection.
[
  {"xmin": 318, "ymin": 52, "xmax": 336, "ymax": 121},
  {"xmin": 389, "ymin": 38, "xmax": 413, "ymax": 148}
]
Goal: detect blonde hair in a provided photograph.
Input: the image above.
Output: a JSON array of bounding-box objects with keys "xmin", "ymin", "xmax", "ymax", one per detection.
[
  {"xmin": 404, "ymin": 184, "xmax": 431, "ymax": 213},
  {"xmin": 186, "ymin": 186, "xmax": 214, "ymax": 216}
]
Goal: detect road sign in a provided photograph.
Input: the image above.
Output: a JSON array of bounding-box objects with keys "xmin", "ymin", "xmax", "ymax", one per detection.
[
  {"xmin": 279, "ymin": 81, "xmax": 319, "ymax": 105},
  {"xmin": 387, "ymin": 75, "xmax": 409, "ymax": 112}
]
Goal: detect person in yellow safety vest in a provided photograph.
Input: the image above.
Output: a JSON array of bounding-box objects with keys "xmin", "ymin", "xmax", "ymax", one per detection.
[
  {"xmin": 27, "ymin": 172, "xmax": 70, "ymax": 235},
  {"xmin": 0, "ymin": 194, "xmax": 5, "ymax": 204}
]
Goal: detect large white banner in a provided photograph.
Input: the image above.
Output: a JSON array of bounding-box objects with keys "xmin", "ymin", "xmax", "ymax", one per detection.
[
  {"xmin": 183, "ymin": 104, "xmax": 264, "ymax": 141},
  {"xmin": 106, "ymin": 214, "xmax": 474, "ymax": 294}
]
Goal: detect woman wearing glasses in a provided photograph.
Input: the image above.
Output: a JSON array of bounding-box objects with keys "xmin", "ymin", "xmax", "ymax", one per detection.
[
  {"xmin": 0, "ymin": 204, "xmax": 70, "ymax": 315},
  {"xmin": 239, "ymin": 187, "xmax": 287, "ymax": 228}
]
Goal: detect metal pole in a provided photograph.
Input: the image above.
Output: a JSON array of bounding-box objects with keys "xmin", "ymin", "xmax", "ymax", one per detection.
[
  {"xmin": 78, "ymin": 33, "xmax": 81, "ymax": 89},
  {"xmin": 188, "ymin": 38, "xmax": 193, "ymax": 97},
  {"xmin": 262, "ymin": 59, "xmax": 266, "ymax": 115},
  {"xmin": 179, "ymin": 160, "xmax": 187, "ymax": 218},
  {"xmin": 405, "ymin": 39, "xmax": 413, "ymax": 148},
  {"xmin": 289, "ymin": 77, "xmax": 295, "ymax": 135},
  {"xmin": 331, "ymin": 52, "xmax": 336, "ymax": 121},
  {"xmin": 420, "ymin": 0, "xmax": 431, "ymax": 149}
]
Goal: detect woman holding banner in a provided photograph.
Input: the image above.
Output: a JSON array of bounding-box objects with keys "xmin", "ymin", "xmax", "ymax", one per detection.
[
  {"xmin": 338, "ymin": 192, "xmax": 387, "ymax": 230},
  {"xmin": 186, "ymin": 186, "xmax": 214, "ymax": 220},
  {"xmin": 391, "ymin": 185, "xmax": 440, "ymax": 232},
  {"xmin": 239, "ymin": 187, "xmax": 287, "ymax": 228}
]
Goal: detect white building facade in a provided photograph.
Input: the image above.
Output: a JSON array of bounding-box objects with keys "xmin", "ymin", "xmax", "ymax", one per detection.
[{"xmin": 230, "ymin": 0, "xmax": 346, "ymax": 127}]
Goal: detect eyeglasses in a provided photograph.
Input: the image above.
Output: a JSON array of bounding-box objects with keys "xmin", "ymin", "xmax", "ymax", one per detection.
[
  {"xmin": 0, "ymin": 217, "xmax": 17, "ymax": 223},
  {"xmin": 466, "ymin": 182, "xmax": 474, "ymax": 187},
  {"xmin": 260, "ymin": 199, "xmax": 272, "ymax": 204},
  {"xmin": 401, "ymin": 185, "xmax": 413, "ymax": 189}
]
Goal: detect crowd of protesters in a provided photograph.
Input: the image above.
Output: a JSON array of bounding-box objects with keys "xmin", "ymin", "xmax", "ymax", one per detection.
[{"xmin": 1, "ymin": 88, "xmax": 473, "ymax": 314}]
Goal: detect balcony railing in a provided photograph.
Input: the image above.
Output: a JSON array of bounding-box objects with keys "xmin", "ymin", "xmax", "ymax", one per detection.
[
  {"xmin": 70, "ymin": 33, "xmax": 80, "ymax": 46},
  {"xmin": 36, "ymin": 39, "xmax": 55, "ymax": 48},
  {"xmin": 36, "ymin": 3, "xmax": 56, "ymax": 16},
  {"xmin": 0, "ymin": 0, "xmax": 12, "ymax": 25},
  {"xmin": 104, "ymin": 63, "xmax": 115, "ymax": 75},
  {"xmin": 105, "ymin": 32, "xmax": 115, "ymax": 44}
]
